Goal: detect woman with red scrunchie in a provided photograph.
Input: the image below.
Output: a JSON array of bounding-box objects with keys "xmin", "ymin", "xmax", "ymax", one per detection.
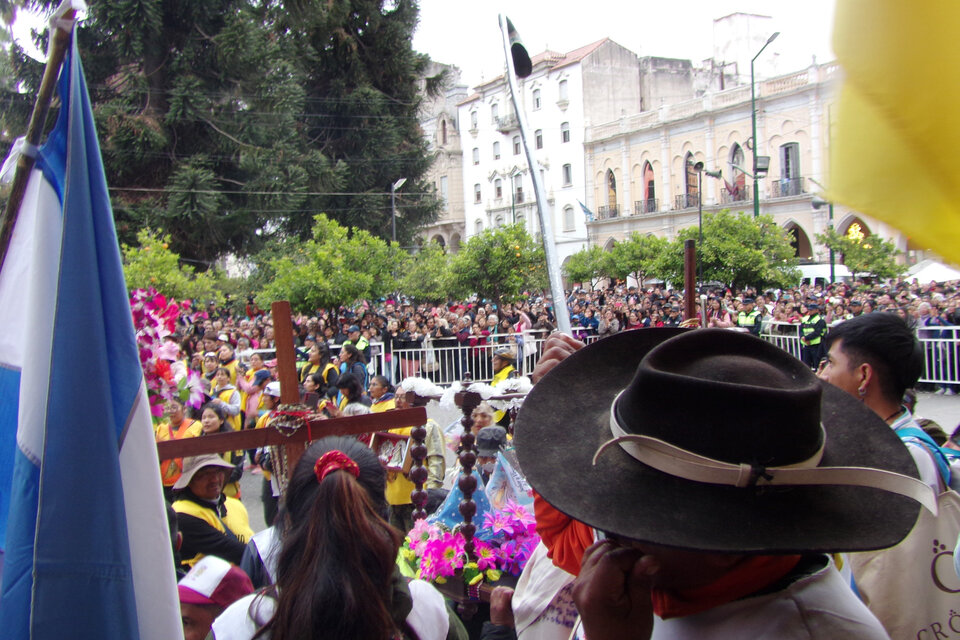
[{"xmin": 211, "ymin": 436, "xmax": 468, "ymax": 640}]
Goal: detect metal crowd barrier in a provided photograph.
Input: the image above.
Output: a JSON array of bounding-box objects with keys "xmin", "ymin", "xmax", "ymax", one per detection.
[
  {"xmin": 305, "ymin": 322, "xmax": 960, "ymax": 388},
  {"xmin": 384, "ymin": 332, "xmax": 551, "ymax": 385},
  {"xmin": 916, "ymin": 326, "xmax": 960, "ymax": 386}
]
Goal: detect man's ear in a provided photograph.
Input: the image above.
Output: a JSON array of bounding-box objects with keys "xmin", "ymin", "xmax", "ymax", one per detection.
[{"xmin": 857, "ymin": 362, "xmax": 874, "ymax": 394}]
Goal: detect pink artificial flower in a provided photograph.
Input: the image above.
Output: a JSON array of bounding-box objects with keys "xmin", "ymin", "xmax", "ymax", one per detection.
[
  {"xmin": 418, "ymin": 553, "xmax": 441, "ymax": 582},
  {"xmin": 483, "ymin": 510, "xmax": 512, "ymax": 536},
  {"xmin": 473, "ymin": 539, "xmax": 498, "ymax": 571},
  {"xmin": 408, "ymin": 519, "xmax": 440, "ymax": 556}
]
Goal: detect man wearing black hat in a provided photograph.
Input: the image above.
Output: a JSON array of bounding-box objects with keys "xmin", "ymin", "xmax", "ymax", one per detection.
[
  {"xmin": 476, "ymin": 425, "xmax": 507, "ymax": 483},
  {"xmin": 516, "ymin": 328, "xmax": 931, "ymax": 639},
  {"xmin": 799, "ymin": 301, "xmax": 828, "ymax": 370},
  {"xmin": 736, "ymin": 298, "xmax": 762, "ymax": 336}
]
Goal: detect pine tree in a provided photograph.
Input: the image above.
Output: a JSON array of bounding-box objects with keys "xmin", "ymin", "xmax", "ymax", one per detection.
[
  {"xmin": 278, "ymin": 0, "xmax": 443, "ymax": 244},
  {"xmin": 11, "ymin": 0, "xmax": 345, "ymax": 265}
]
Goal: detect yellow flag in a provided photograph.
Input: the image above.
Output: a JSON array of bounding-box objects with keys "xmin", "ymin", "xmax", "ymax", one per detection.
[{"xmin": 831, "ymin": 1, "xmax": 960, "ymax": 263}]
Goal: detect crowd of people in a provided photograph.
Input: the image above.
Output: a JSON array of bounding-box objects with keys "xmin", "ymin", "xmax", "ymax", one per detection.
[
  {"xmin": 152, "ymin": 276, "xmax": 960, "ymax": 639},
  {"xmin": 158, "ymin": 276, "xmax": 960, "ymax": 393}
]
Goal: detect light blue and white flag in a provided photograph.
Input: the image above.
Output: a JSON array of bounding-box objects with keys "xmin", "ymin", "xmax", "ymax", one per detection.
[
  {"xmin": 577, "ymin": 200, "xmax": 594, "ymax": 222},
  {"xmin": 0, "ymin": 18, "xmax": 182, "ymax": 640}
]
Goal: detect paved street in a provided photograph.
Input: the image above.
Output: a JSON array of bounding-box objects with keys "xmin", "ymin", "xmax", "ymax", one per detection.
[{"xmin": 914, "ymin": 390, "xmax": 960, "ymax": 436}]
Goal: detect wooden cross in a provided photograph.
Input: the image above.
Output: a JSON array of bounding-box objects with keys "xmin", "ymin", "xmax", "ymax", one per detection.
[{"xmin": 157, "ymin": 302, "xmax": 426, "ymax": 477}]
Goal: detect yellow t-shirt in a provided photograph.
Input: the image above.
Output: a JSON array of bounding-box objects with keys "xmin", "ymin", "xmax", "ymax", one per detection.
[{"xmin": 385, "ymin": 426, "xmax": 416, "ymax": 506}]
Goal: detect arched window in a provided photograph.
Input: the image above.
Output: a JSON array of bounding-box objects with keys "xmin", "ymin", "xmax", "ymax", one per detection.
[
  {"xmin": 441, "ymin": 119, "xmax": 447, "ymax": 145},
  {"xmin": 606, "ymin": 170, "xmax": 617, "ymax": 215},
  {"xmin": 513, "ymin": 173, "xmax": 524, "ymax": 203},
  {"xmin": 563, "ymin": 205, "xmax": 575, "ymax": 231},
  {"xmin": 491, "ymin": 103, "xmax": 499, "ymax": 122},
  {"xmin": 472, "ymin": 147, "xmax": 479, "ymax": 165},
  {"xmin": 493, "ymin": 141, "xmax": 501, "ymax": 160},
  {"xmin": 641, "ymin": 161, "xmax": 656, "ymax": 213},
  {"xmin": 558, "ymin": 79, "xmax": 569, "ymax": 102},
  {"xmin": 680, "ymin": 153, "xmax": 698, "ymax": 209},
  {"xmin": 562, "ymin": 164, "xmax": 573, "ymax": 187},
  {"xmin": 474, "ymin": 219, "xmax": 483, "ymax": 235},
  {"xmin": 495, "ymin": 215, "xmax": 504, "ymax": 227},
  {"xmin": 729, "ymin": 144, "xmax": 746, "ymax": 200},
  {"xmin": 560, "ymin": 122, "xmax": 571, "ymax": 143},
  {"xmin": 685, "ymin": 153, "xmax": 698, "ymax": 197},
  {"xmin": 535, "ymin": 129, "xmax": 543, "ymax": 149},
  {"xmin": 533, "ymin": 89, "xmax": 542, "ymax": 110},
  {"xmin": 474, "ymin": 183, "xmax": 482, "ymax": 204},
  {"xmin": 513, "ymin": 136, "xmax": 521, "ymax": 155},
  {"xmin": 470, "ymin": 111, "xmax": 478, "ymax": 130},
  {"xmin": 494, "ymin": 178, "xmax": 502, "ymax": 199}
]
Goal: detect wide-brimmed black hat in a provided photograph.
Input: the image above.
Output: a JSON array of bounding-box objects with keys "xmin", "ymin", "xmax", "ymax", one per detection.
[{"xmin": 514, "ymin": 328, "xmax": 929, "ymax": 554}]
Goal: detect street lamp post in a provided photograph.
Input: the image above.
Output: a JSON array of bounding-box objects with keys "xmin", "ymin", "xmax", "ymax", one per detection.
[
  {"xmin": 751, "ymin": 31, "xmax": 780, "ymax": 218},
  {"xmin": 694, "ymin": 162, "xmax": 723, "ymax": 286},
  {"xmin": 390, "ymin": 177, "xmax": 406, "ymax": 243},
  {"xmin": 809, "ymin": 177, "xmax": 835, "ymax": 284}
]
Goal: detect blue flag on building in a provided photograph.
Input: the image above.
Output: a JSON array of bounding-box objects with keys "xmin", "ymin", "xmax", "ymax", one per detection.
[
  {"xmin": 0, "ymin": 20, "xmax": 182, "ymax": 640},
  {"xmin": 578, "ymin": 200, "xmax": 594, "ymax": 222}
]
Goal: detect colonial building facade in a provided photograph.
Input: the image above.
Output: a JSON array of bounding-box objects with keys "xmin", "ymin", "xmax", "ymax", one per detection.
[
  {"xmin": 456, "ymin": 39, "xmax": 654, "ymax": 264},
  {"xmin": 418, "ymin": 62, "xmax": 468, "ymax": 253},
  {"xmin": 582, "ymin": 61, "xmax": 916, "ymax": 266}
]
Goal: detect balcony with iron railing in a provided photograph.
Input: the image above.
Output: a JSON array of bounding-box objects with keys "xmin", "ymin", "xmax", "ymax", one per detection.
[
  {"xmin": 720, "ymin": 188, "xmax": 750, "ymax": 205},
  {"xmin": 633, "ymin": 198, "xmax": 659, "ymax": 214},
  {"xmin": 495, "ymin": 114, "xmax": 519, "ymax": 133},
  {"xmin": 596, "ymin": 204, "xmax": 620, "ymax": 219},
  {"xmin": 771, "ymin": 177, "xmax": 805, "ymax": 198},
  {"xmin": 674, "ymin": 193, "xmax": 700, "ymax": 210}
]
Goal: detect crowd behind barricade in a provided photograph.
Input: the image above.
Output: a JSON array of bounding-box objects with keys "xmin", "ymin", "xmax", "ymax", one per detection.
[
  {"xmin": 159, "ymin": 276, "xmax": 960, "ymax": 388},
  {"xmin": 153, "ymin": 276, "xmax": 960, "ymax": 640}
]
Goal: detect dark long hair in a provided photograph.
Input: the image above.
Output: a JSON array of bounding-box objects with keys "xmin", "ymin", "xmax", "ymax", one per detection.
[
  {"xmin": 336, "ymin": 373, "xmax": 366, "ymax": 401},
  {"xmin": 255, "ymin": 437, "xmax": 401, "ymax": 640},
  {"xmin": 340, "ymin": 342, "xmax": 366, "ymax": 364}
]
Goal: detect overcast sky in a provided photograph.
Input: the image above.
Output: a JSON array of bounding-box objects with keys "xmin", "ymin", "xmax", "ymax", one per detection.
[
  {"xmin": 13, "ymin": 1, "xmax": 837, "ymax": 87},
  {"xmin": 412, "ymin": 0, "xmax": 837, "ymax": 88}
]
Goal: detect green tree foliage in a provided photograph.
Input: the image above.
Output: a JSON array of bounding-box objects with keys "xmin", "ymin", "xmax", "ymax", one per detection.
[
  {"xmin": 609, "ymin": 232, "xmax": 669, "ymax": 288},
  {"xmin": 399, "ymin": 241, "xmax": 451, "ymax": 303},
  {"xmin": 259, "ymin": 214, "xmax": 402, "ymax": 313},
  {"xmin": 122, "ymin": 228, "xmax": 221, "ymax": 302},
  {"xmin": 654, "ymin": 210, "xmax": 800, "ymax": 289},
  {"xmin": 816, "ymin": 227, "xmax": 905, "ymax": 280},
  {"xmin": 11, "ymin": 1, "xmax": 347, "ymax": 265},
  {"xmin": 0, "ymin": 5, "xmax": 35, "ymax": 147},
  {"xmin": 9, "ymin": 1, "xmax": 443, "ymax": 262},
  {"xmin": 563, "ymin": 245, "xmax": 612, "ymax": 290},
  {"xmin": 276, "ymin": 0, "xmax": 444, "ymax": 245},
  {"xmin": 449, "ymin": 224, "xmax": 546, "ymax": 307}
]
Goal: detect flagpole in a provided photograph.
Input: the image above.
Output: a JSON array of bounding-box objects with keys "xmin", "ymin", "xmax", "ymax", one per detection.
[
  {"xmin": 0, "ymin": 6, "xmax": 77, "ymax": 273},
  {"xmin": 498, "ymin": 15, "xmax": 571, "ymax": 335}
]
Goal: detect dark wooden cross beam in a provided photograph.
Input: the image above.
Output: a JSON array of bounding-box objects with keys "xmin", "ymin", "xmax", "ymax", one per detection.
[
  {"xmin": 156, "ymin": 407, "xmax": 427, "ymax": 460},
  {"xmin": 157, "ymin": 301, "xmax": 426, "ymax": 474}
]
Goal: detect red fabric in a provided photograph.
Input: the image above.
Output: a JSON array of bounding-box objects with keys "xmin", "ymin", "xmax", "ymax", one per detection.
[
  {"xmin": 533, "ymin": 491, "xmax": 594, "ymax": 576},
  {"xmin": 651, "ymin": 554, "xmax": 802, "ymax": 619},
  {"xmin": 314, "ymin": 450, "xmax": 360, "ymax": 482}
]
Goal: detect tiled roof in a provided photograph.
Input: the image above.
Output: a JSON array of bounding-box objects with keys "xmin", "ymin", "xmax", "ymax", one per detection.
[{"xmin": 459, "ymin": 38, "xmax": 612, "ymax": 102}]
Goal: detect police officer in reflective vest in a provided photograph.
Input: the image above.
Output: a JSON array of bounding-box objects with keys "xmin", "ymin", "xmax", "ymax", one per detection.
[
  {"xmin": 799, "ymin": 301, "xmax": 828, "ymax": 370},
  {"xmin": 737, "ymin": 297, "xmax": 762, "ymax": 336}
]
